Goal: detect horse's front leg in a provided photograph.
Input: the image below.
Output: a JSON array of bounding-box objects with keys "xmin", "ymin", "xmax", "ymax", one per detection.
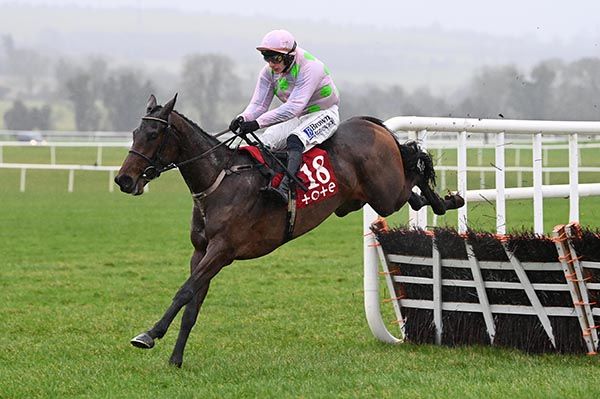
[
  {"xmin": 167, "ymin": 247, "xmax": 210, "ymax": 367},
  {"xmin": 130, "ymin": 243, "xmax": 233, "ymax": 352},
  {"xmin": 168, "ymin": 280, "xmax": 210, "ymax": 367}
]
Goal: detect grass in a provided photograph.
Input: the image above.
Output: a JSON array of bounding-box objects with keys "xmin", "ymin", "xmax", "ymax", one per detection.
[
  {"xmin": 2, "ymin": 187, "xmax": 600, "ymax": 398},
  {"xmin": 1, "ymin": 144, "xmax": 600, "ymax": 398}
]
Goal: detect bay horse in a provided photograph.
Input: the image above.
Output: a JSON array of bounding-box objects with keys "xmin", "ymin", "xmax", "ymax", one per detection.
[{"xmin": 114, "ymin": 94, "xmax": 463, "ymax": 367}]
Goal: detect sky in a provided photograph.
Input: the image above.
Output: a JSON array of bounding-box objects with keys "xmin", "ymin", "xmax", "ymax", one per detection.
[{"xmin": 2, "ymin": 0, "xmax": 600, "ymax": 43}]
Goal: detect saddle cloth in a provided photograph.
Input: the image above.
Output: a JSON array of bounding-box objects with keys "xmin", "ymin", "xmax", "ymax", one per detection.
[{"xmin": 239, "ymin": 146, "xmax": 338, "ymax": 208}]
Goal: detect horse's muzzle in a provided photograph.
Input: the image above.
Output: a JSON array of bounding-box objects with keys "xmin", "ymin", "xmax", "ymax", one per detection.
[{"xmin": 114, "ymin": 174, "xmax": 136, "ymax": 194}]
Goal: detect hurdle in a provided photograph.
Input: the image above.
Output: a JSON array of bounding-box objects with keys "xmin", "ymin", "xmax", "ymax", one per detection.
[{"xmin": 363, "ymin": 116, "xmax": 600, "ymax": 353}]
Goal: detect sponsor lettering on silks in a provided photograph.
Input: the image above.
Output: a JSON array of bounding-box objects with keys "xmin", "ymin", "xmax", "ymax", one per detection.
[{"xmin": 302, "ymin": 115, "xmax": 335, "ymax": 141}]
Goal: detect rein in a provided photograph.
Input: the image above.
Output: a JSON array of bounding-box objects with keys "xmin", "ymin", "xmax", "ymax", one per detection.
[{"xmin": 128, "ymin": 116, "xmax": 238, "ymax": 181}]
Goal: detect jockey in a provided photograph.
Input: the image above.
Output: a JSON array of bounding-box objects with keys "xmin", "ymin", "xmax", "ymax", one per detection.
[{"xmin": 230, "ymin": 29, "xmax": 340, "ymax": 205}]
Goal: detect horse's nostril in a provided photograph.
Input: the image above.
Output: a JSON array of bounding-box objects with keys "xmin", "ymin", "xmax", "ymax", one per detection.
[{"xmin": 115, "ymin": 174, "xmax": 134, "ymax": 193}]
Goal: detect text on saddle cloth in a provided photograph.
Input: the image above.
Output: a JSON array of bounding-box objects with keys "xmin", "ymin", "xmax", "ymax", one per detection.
[{"xmin": 239, "ymin": 146, "xmax": 338, "ymax": 208}]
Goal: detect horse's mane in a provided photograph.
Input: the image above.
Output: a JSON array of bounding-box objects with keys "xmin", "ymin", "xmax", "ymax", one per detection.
[
  {"xmin": 172, "ymin": 110, "xmax": 205, "ymax": 134},
  {"xmin": 150, "ymin": 106, "xmax": 221, "ymax": 146}
]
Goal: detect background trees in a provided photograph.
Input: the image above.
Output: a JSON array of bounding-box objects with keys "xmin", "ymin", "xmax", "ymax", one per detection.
[
  {"xmin": 1, "ymin": 34, "xmax": 600, "ymax": 131},
  {"xmin": 63, "ymin": 72, "xmax": 103, "ymax": 131},
  {"xmin": 180, "ymin": 54, "xmax": 243, "ymax": 131},
  {"xmin": 102, "ymin": 69, "xmax": 155, "ymax": 131},
  {"xmin": 3, "ymin": 100, "xmax": 51, "ymax": 130},
  {"xmin": 56, "ymin": 58, "xmax": 154, "ymax": 131},
  {"xmin": 1, "ymin": 35, "xmax": 48, "ymax": 98}
]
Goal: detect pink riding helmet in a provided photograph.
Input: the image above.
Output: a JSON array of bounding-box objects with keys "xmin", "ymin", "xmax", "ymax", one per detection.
[{"xmin": 256, "ymin": 29, "xmax": 296, "ymax": 54}]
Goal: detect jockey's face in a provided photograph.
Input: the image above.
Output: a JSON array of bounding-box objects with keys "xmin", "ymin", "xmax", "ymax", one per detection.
[
  {"xmin": 268, "ymin": 59, "xmax": 285, "ymax": 74},
  {"xmin": 262, "ymin": 51, "xmax": 286, "ymax": 74}
]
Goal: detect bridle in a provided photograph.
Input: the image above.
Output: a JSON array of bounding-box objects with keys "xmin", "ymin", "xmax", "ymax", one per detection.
[
  {"xmin": 128, "ymin": 115, "xmax": 236, "ymax": 181},
  {"xmin": 128, "ymin": 116, "xmax": 178, "ymax": 181}
]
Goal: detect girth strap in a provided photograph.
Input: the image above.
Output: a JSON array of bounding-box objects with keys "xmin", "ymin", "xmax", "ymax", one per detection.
[
  {"xmin": 192, "ymin": 170, "xmax": 227, "ymax": 200},
  {"xmin": 192, "ymin": 164, "xmax": 254, "ymax": 200},
  {"xmin": 284, "ymin": 190, "xmax": 297, "ymax": 243}
]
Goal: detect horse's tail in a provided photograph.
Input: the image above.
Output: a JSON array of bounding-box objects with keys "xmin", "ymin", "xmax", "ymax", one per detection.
[{"xmin": 399, "ymin": 141, "xmax": 436, "ymax": 188}]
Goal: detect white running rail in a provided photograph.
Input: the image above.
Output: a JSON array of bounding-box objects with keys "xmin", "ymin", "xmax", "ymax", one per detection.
[{"xmin": 0, "ymin": 163, "xmax": 120, "ymax": 193}]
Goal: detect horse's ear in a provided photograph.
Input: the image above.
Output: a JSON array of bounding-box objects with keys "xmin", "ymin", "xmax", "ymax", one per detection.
[
  {"xmin": 159, "ymin": 93, "xmax": 177, "ymax": 118},
  {"xmin": 146, "ymin": 94, "xmax": 157, "ymax": 115}
]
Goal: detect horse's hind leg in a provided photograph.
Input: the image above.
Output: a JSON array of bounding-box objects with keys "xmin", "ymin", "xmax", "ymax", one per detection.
[
  {"xmin": 408, "ymin": 192, "xmax": 427, "ymax": 211},
  {"xmin": 418, "ymin": 183, "xmax": 464, "ymax": 215}
]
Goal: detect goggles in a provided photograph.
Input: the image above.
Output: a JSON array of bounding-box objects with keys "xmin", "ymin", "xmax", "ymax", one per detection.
[{"xmin": 261, "ymin": 51, "xmax": 285, "ymax": 64}]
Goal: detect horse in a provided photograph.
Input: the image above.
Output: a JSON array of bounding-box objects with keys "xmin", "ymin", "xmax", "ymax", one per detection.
[{"xmin": 114, "ymin": 94, "xmax": 464, "ymax": 367}]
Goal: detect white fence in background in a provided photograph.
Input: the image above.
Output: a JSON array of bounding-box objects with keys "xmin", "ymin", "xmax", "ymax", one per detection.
[
  {"xmin": 363, "ymin": 116, "xmax": 600, "ymax": 344},
  {"xmin": 3, "ymin": 121, "xmax": 600, "ymax": 205},
  {"xmin": 0, "ymin": 141, "xmax": 130, "ymax": 193},
  {"xmin": 0, "ymin": 163, "xmax": 121, "ymax": 193},
  {"xmin": 0, "ymin": 129, "xmax": 131, "ymax": 142},
  {"xmin": 3, "ymin": 140, "xmax": 600, "ymax": 185},
  {"xmin": 0, "ymin": 141, "xmax": 130, "ymax": 165}
]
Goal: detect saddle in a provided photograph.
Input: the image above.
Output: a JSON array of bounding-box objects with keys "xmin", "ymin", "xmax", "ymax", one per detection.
[
  {"xmin": 240, "ymin": 145, "xmax": 284, "ymax": 165},
  {"xmin": 238, "ymin": 146, "xmax": 289, "ymax": 187}
]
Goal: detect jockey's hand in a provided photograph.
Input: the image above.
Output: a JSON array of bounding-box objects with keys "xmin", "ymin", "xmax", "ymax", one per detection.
[
  {"xmin": 229, "ymin": 116, "xmax": 244, "ymax": 132},
  {"xmin": 239, "ymin": 120, "xmax": 260, "ymax": 135}
]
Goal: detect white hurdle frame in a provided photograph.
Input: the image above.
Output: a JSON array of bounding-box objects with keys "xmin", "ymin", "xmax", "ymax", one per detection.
[
  {"xmin": 364, "ymin": 116, "xmax": 600, "ymax": 343},
  {"xmin": 384, "ymin": 117, "xmax": 600, "ymax": 234}
]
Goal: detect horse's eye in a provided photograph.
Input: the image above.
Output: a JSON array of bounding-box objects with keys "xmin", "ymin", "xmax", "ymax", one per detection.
[{"xmin": 148, "ymin": 131, "xmax": 159, "ymax": 140}]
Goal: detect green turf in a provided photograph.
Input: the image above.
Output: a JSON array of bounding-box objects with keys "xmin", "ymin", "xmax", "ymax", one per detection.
[
  {"xmin": 1, "ymin": 181, "xmax": 600, "ymax": 398},
  {"xmin": 2, "ymin": 145, "xmax": 600, "ymax": 398}
]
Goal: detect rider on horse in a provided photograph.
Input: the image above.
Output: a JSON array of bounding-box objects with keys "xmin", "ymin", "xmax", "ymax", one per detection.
[{"xmin": 230, "ymin": 29, "xmax": 340, "ymax": 205}]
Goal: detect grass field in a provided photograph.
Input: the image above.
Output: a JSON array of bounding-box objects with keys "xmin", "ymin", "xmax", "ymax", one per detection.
[{"xmin": 2, "ymin": 146, "xmax": 600, "ymax": 398}]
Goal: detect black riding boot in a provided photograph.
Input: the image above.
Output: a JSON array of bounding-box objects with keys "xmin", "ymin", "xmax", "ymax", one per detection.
[{"xmin": 263, "ymin": 135, "xmax": 304, "ymax": 205}]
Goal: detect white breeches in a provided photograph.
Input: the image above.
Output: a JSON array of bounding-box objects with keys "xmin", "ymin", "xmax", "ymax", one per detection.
[{"xmin": 260, "ymin": 105, "xmax": 339, "ymax": 151}]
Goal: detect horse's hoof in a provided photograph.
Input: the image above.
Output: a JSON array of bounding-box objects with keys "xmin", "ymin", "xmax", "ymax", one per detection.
[
  {"xmin": 445, "ymin": 193, "xmax": 465, "ymax": 209},
  {"xmin": 453, "ymin": 194, "xmax": 465, "ymax": 208},
  {"xmin": 130, "ymin": 332, "xmax": 155, "ymax": 349},
  {"xmin": 168, "ymin": 357, "xmax": 183, "ymax": 368}
]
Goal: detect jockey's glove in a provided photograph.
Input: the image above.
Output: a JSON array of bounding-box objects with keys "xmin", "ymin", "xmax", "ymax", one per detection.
[
  {"xmin": 229, "ymin": 116, "xmax": 244, "ymax": 132},
  {"xmin": 239, "ymin": 120, "xmax": 260, "ymax": 135}
]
